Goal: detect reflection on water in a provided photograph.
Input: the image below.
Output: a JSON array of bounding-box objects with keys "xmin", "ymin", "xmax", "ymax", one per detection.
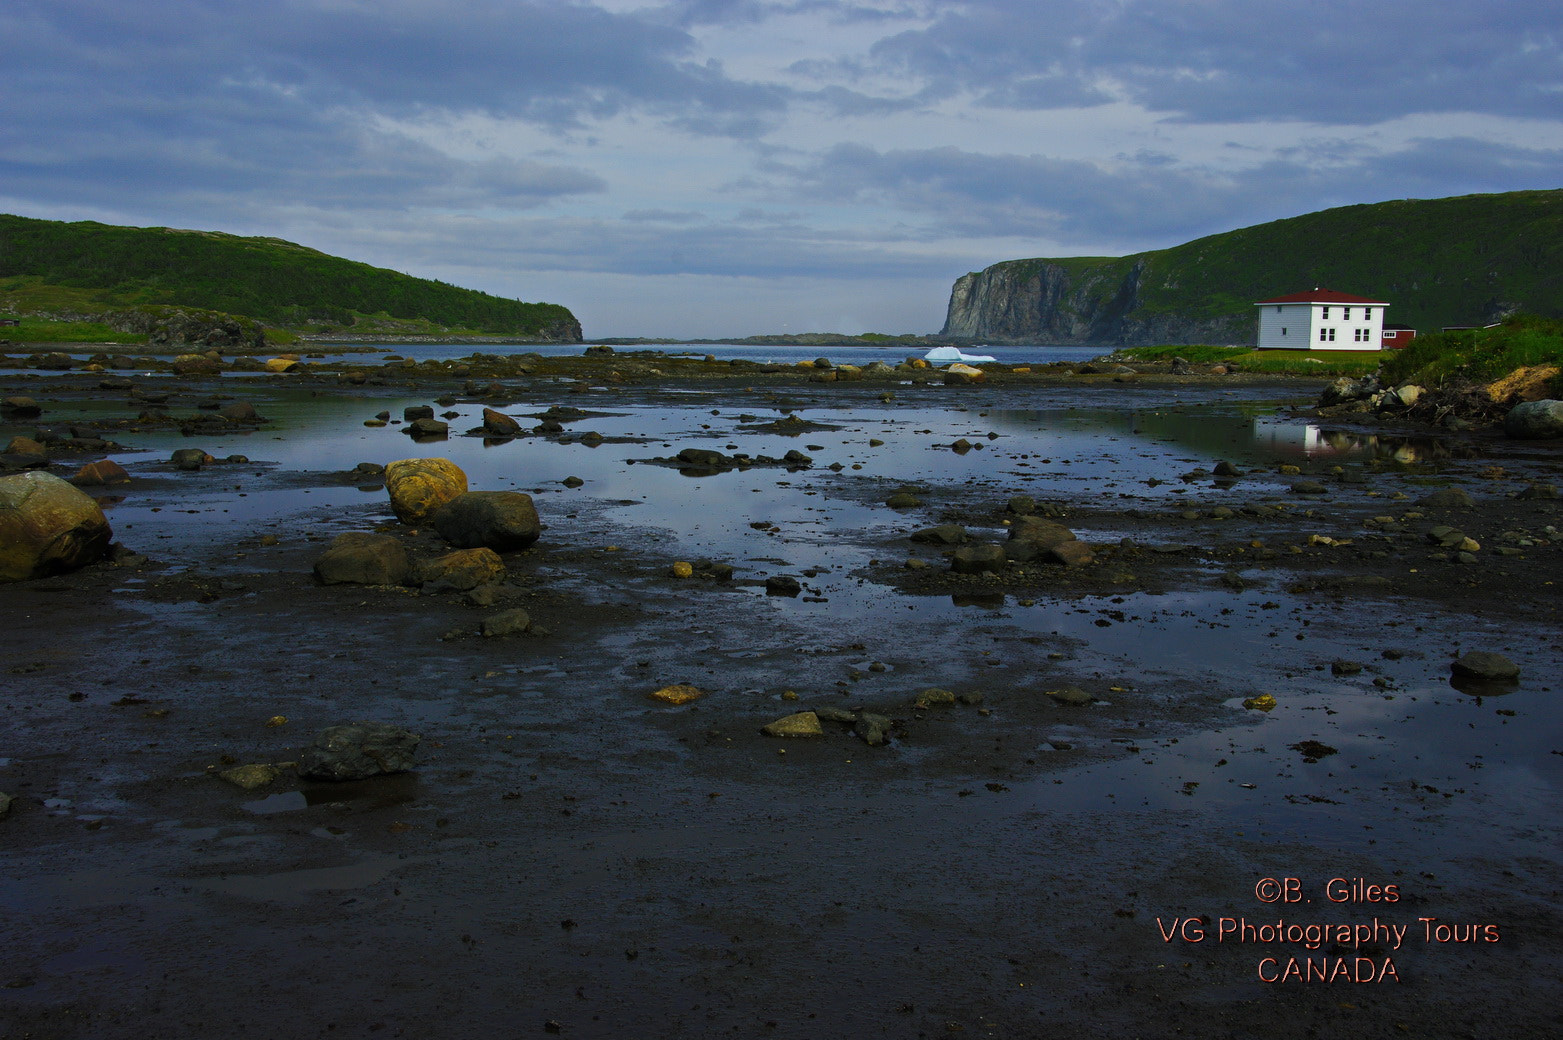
[{"xmin": 1251, "ymin": 418, "xmax": 1451, "ymax": 463}]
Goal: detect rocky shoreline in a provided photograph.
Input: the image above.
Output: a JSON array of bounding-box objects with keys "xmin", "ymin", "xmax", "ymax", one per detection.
[{"xmin": 2, "ymin": 357, "xmax": 1559, "ymax": 1038}]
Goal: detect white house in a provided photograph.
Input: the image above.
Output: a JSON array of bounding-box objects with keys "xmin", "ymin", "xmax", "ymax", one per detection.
[{"xmin": 1255, "ymin": 288, "xmax": 1388, "ymax": 350}]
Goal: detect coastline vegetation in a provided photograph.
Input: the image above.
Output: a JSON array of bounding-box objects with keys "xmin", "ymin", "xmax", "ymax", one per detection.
[{"xmin": 0, "ymin": 214, "xmax": 579, "ymax": 339}]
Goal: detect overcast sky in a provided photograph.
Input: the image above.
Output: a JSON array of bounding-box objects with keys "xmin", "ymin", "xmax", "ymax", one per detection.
[{"xmin": 4, "ymin": 1, "xmax": 1561, "ymax": 337}]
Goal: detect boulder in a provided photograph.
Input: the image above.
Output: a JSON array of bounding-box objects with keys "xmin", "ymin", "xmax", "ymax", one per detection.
[
  {"xmin": 1417, "ymin": 488, "xmax": 1473, "ymax": 509},
  {"xmin": 765, "ymin": 574, "xmax": 802, "ymax": 596},
  {"xmin": 1504, "ymin": 399, "xmax": 1563, "ymax": 439},
  {"xmin": 431, "ymin": 491, "xmax": 540, "ymax": 551},
  {"xmin": 1, "ymin": 396, "xmax": 42, "ymax": 418},
  {"xmin": 6, "ymin": 436, "xmax": 45, "ymax": 455},
  {"xmin": 220, "ymin": 401, "xmax": 260, "ymax": 422},
  {"xmin": 1049, "ymin": 540, "xmax": 1096, "ymax": 567},
  {"xmin": 404, "ymin": 405, "xmax": 435, "ymax": 422},
  {"xmin": 1046, "ymin": 686, "xmax": 1094, "ymax": 706},
  {"xmin": 313, "ymin": 532, "xmax": 412, "ymax": 586},
  {"xmin": 1008, "ymin": 516, "xmax": 1077, "ymax": 551},
  {"xmin": 951, "ymin": 543, "xmax": 1006, "ymax": 574},
  {"xmin": 218, "ymin": 764, "xmax": 280, "ymax": 790},
  {"xmin": 404, "ymin": 418, "xmax": 448, "ymax": 438},
  {"xmin": 297, "ymin": 722, "xmax": 420, "ymax": 781},
  {"xmin": 171, "ymin": 354, "xmax": 222, "ymax": 375},
  {"xmin": 263, "ymin": 357, "xmax": 299, "ymax": 373},
  {"xmin": 417, "ymin": 547, "xmax": 505, "ymax": 591},
  {"xmin": 886, "ymin": 492, "xmax": 922, "ymax": 508},
  {"xmin": 170, "ymin": 448, "xmax": 212, "ymax": 471},
  {"xmin": 910, "ymin": 524, "xmax": 967, "ymax": 545},
  {"xmin": 385, "ymin": 457, "xmax": 468, "ymax": 524},
  {"xmin": 70, "ymin": 460, "xmax": 130, "ymax": 486},
  {"xmin": 0, "ymin": 471, "xmax": 113, "ymax": 582},
  {"xmin": 482, "ymin": 408, "xmax": 522, "ymax": 437},
  {"xmin": 1450, "ymin": 652, "xmax": 1520, "ymax": 683}
]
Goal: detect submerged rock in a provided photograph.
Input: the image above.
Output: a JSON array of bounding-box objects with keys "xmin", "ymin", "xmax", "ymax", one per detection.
[
  {"xmin": 298, "ymin": 722, "xmax": 420, "ymax": 781},
  {"xmin": 0, "ymin": 471, "xmax": 113, "ymax": 582}
]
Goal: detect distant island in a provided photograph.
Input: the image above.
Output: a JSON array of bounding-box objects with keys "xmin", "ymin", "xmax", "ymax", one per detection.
[
  {"xmin": 943, "ymin": 189, "xmax": 1563, "ymax": 345},
  {"xmin": 0, "ymin": 214, "xmax": 581, "ymax": 346}
]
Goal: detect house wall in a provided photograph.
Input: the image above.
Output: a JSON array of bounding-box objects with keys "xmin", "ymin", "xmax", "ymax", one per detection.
[{"xmin": 1256, "ymin": 302, "xmax": 1385, "ymax": 350}]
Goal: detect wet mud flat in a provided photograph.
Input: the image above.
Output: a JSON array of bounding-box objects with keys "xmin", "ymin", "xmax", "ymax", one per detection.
[{"xmin": 2, "ymin": 364, "xmax": 1561, "ymax": 1038}]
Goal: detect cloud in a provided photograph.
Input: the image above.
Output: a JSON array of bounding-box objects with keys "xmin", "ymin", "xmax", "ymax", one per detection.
[
  {"xmin": 864, "ymin": 1, "xmax": 1563, "ymax": 124},
  {"xmin": 780, "ymin": 136, "xmax": 1563, "ymax": 251}
]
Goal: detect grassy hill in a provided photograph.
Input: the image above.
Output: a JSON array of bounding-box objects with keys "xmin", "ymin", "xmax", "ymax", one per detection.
[
  {"xmin": 0, "ymin": 214, "xmax": 581, "ymax": 341},
  {"xmin": 944, "ymin": 190, "xmax": 1563, "ymax": 343}
]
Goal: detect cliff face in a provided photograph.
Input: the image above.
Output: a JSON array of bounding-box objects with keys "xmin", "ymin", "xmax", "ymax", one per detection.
[{"xmin": 941, "ymin": 258, "xmax": 1248, "ymax": 346}]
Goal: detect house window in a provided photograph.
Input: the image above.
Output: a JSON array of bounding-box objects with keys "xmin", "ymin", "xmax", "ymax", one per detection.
[
  {"xmin": 1276, "ymin": 305, "xmax": 1282, "ymax": 313},
  {"xmin": 1319, "ymin": 328, "xmax": 1336, "ymax": 343},
  {"xmin": 1322, "ymin": 306, "xmax": 1330, "ymax": 319},
  {"xmin": 1343, "ymin": 307, "xmax": 1351, "ymax": 320},
  {"xmin": 1281, "ymin": 327, "xmax": 1288, "ymax": 336}
]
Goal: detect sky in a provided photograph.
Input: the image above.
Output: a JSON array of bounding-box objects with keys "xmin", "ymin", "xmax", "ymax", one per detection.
[{"xmin": 3, "ymin": 1, "xmax": 1561, "ymax": 338}]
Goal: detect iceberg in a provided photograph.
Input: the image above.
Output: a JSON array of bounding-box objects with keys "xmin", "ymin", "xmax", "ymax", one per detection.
[{"xmin": 924, "ymin": 346, "xmax": 997, "ymax": 365}]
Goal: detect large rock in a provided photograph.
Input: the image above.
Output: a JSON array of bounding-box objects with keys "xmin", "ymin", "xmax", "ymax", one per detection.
[
  {"xmin": 417, "ymin": 547, "xmax": 505, "ymax": 591},
  {"xmin": 431, "ymin": 491, "xmax": 540, "ymax": 551},
  {"xmin": 1451, "ymin": 652, "xmax": 1520, "ymax": 683},
  {"xmin": 482, "ymin": 408, "xmax": 522, "ymax": 437},
  {"xmin": 297, "ymin": 722, "xmax": 420, "ymax": 781},
  {"xmin": 951, "ymin": 543, "xmax": 1006, "ymax": 574},
  {"xmin": 70, "ymin": 460, "xmax": 130, "ymax": 486},
  {"xmin": 385, "ymin": 458, "xmax": 468, "ymax": 524},
  {"xmin": 313, "ymin": 532, "xmax": 412, "ymax": 586},
  {"xmin": 1008, "ymin": 516, "xmax": 1078, "ymax": 551},
  {"xmin": 171, "ymin": 354, "xmax": 223, "ymax": 375},
  {"xmin": 1504, "ymin": 400, "xmax": 1563, "ymax": 439},
  {"xmin": 0, "ymin": 471, "xmax": 113, "ymax": 582}
]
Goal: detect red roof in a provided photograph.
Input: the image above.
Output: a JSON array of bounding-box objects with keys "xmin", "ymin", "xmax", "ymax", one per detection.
[{"xmin": 1255, "ymin": 288, "xmax": 1388, "ymax": 305}]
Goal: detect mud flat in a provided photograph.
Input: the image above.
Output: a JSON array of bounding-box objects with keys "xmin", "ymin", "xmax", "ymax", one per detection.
[{"xmin": 1, "ymin": 358, "xmax": 1560, "ymax": 1038}]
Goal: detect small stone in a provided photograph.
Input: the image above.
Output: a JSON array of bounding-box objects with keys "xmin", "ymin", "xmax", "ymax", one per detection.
[
  {"xmin": 1330, "ymin": 660, "xmax": 1363, "ymax": 676},
  {"xmin": 886, "ymin": 492, "xmax": 922, "ymax": 508},
  {"xmin": 650, "ymin": 684, "xmax": 703, "ymax": 705},
  {"xmin": 854, "ymin": 712, "xmax": 893, "ymax": 746},
  {"xmin": 914, "ymin": 687, "xmax": 957, "ymax": 708},
  {"xmin": 218, "ymin": 763, "xmax": 280, "ymax": 790},
  {"xmin": 761, "ymin": 711, "xmax": 823, "ymax": 737},
  {"xmin": 1046, "ymin": 687, "xmax": 1093, "ymax": 706},
  {"xmin": 670, "ymin": 561, "xmax": 694, "ymax": 579},
  {"xmin": 480, "ymin": 607, "xmax": 532, "ymax": 637},
  {"xmin": 1242, "ymin": 693, "xmax": 1276, "ymax": 711},
  {"xmin": 0, "ymin": 792, "xmax": 13, "ymax": 817}
]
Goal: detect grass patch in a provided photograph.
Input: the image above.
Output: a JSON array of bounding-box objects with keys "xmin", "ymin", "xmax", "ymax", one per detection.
[
  {"xmin": 0, "ymin": 318, "xmax": 145, "ymax": 344},
  {"xmin": 1120, "ymin": 344, "xmax": 1382, "ymax": 377},
  {"xmin": 1379, "ymin": 314, "xmax": 1563, "ymax": 390}
]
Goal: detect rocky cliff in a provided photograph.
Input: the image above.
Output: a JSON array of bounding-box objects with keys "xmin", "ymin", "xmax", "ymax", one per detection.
[
  {"xmin": 941, "ymin": 189, "xmax": 1563, "ymax": 346},
  {"xmin": 942, "ymin": 257, "xmax": 1252, "ymax": 346}
]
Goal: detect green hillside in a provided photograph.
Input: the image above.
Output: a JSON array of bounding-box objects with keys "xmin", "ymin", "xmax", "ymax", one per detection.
[
  {"xmin": 944, "ymin": 189, "xmax": 1563, "ymax": 342},
  {"xmin": 0, "ymin": 214, "xmax": 581, "ymax": 341}
]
